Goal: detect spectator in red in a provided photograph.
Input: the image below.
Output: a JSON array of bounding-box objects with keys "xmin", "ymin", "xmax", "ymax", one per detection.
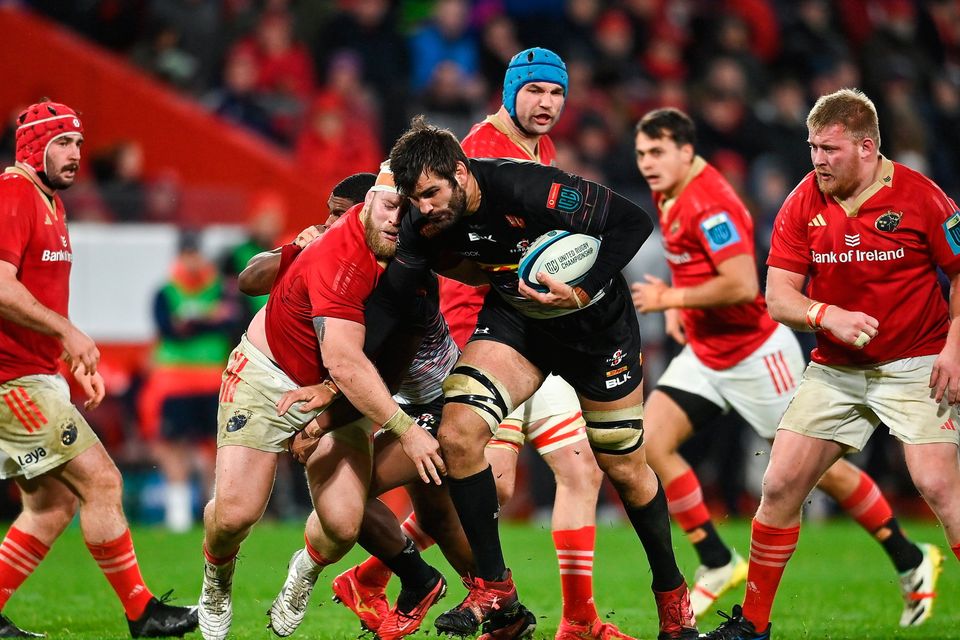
[{"xmin": 294, "ymin": 93, "xmax": 381, "ymax": 186}]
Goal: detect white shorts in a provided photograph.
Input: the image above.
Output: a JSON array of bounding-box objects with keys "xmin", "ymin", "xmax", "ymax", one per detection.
[
  {"xmin": 779, "ymin": 355, "xmax": 960, "ymax": 451},
  {"xmin": 489, "ymin": 374, "xmax": 587, "ymax": 455},
  {"xmin": 656, "ymin": 324, "xmax": 805, "ymax": 439}
]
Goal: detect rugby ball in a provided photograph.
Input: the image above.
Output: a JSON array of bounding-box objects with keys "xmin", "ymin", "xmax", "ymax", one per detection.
[{"xmin": 518, "ymin": 230, "xmax": 600, "ymax": 293}]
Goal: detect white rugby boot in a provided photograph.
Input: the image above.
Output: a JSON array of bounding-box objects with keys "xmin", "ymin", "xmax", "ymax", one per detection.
[
  {"xmin": 199, "ymin": 558, "xmax": 235, "ymax": 640},
  {"xmin": 898, "ymin": 543, "xmax": 943, "ymax": 627},
  {"xmin": 690, "ymin": 550, "xmax": 748, "ymax": 617},
  {"xmin": 268, "ymin": 548, "xmax": 323, "ymax": 636}
]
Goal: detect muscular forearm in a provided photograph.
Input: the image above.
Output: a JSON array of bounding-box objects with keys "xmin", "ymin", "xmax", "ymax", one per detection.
[
  {"xmin": 325, "ymin": 355, "xmax": 401, "ymax": 427},
  {"xmin": 766, "ymin": 285, "xmax": 818, "ymax": 332},
  {"xmin": 579, "ymin": 191, "xmax": 653, "ymax": 298},
  {"xmin": 0, "ymin": 278, "xmax": 70, "ymax": 338},
  {"xmin": 663, "ymin": 274, "xmax": 757, "ymax": 310},
  {"xmin": 238, "ymin": 249, "xmax": 283, "ymax": 296}
]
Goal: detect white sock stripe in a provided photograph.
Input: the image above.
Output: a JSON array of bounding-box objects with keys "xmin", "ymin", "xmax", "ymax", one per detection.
[
  {"xmin": 750, "ymin": 540, "xmax": 798, "ymax": 552},
  {"xmin": 558, "ymin": 569, "xmax": 594, "ymax": 576},
  {"xmin": 558, "ymin": 558, "xmax": 594, "ymax": 567},
  {"xmin": 100, "ymin": 559, "xmax": 139, "ymax": 573},
  {"xmin": 96, "ymin": 550, "xmax": 137, "ymax": 568},
  {"xmin": 0, "ymin": 548, "xmax": 35, "ymax": 575},
  {"xmin": 846, "ymin": 485, "xmax": 881, "ymax": 518},
  {"xmin": 749, "ymin": 557, "xmax": 791, "ymax": 568},
  {"xmin": 3, "ymin": 539, "xmax": 42, "ymax": 566},
  {"xmin": 667, "ymin": 487, "xmax": 704, "ymax": 514},
  {"xmin": 555, "ymin": 549, "xmax": 594, "ymax": 558}
]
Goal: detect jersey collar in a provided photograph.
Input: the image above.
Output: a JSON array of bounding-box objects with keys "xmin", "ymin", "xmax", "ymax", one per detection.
[
  {"xmin": 485, "ymin": 114, "xmax": 542, "ymax": 162},
  {"xmin": 658, "ymin": 155, "xmax": 707, "ymax": 221},
  {"xmin": 834, "ymin": 155, "xmax": 895, "ymax": 217},
  {"xmin": 5, "ymin": 166, "xmax": 58, "ymax": 220}
]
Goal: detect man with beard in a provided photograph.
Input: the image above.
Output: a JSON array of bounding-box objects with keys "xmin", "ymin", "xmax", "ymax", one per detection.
[
  {"xmin": 631, "ymin": 107, "xmax": 940, "ymax": 626},
  {"xmin": 198, "ymin": 165, "xmax": 450, "ymax": 640},
  {"xmin": 702, "ymin": 89, "xmax": 960, "ymax": 639},
  {"xmin": 0, "ymin": 100, "xmax": 199, "ymax": 638},
  {"xmin": 385, "ymin": 116, "xmax": 699, "ymax": 640},
  {"xmin": 336, "ymin": 48, "xmax": 632, "ymax": 640}
]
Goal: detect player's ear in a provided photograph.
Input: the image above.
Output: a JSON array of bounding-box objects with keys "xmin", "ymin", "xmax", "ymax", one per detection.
[{"xmin": 454, "ymin": 160, "xmax": 469, "ymax": 187}]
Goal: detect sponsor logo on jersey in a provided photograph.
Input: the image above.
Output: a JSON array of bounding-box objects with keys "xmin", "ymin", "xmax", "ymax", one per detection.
[
  {"xmin": 605, "ymin": 366, "xmax": 628, "ymax": 377},
  {"xmin": 844, "ymin": 233, "xmax": 861, "ymax": 247},
  {"xmin": 606, "ymin": 349, "xmax": 624, "ymax": 367},
  {"xmin": 811, "ymin": 247, "xmax": 905, "ymax": 263},
  {"xmin": 808, "ymin": 213, "xmax": 827, "ymax": 227},
  {"xmin": 669, "ymin": 219, "xmax": 681, "ymax": 234},
  {"xmin": 941, "ymin": 418, "xmax": 957, "ymax": 431},
  {"xmin": 700, "ymin": 212, "xmax": 740, "ymax": 252},
  {"xmin": 468, "ymin": 232, "xmax": 495, "ymax": 242},
  {"xmin": 415, "ymin": 412, "xmax": 438, "ymax": 431},
  {"xmin": 664, "ymin": 250, "xmax": 692, "ymax": 264},
  {"xmin": 473, "ymin": 326, "xmax": 491, "ymax": 335},
  {"xmin": 875, "ymin": 210, "xmax": 902, "ymax": 232},
  {"xmin": 61, "ymin": 421, "xmax": 78, "ymax": 446},
  {"xmin": 60, "ymin": 235, "xmax": 68, "ymax": 247},
  {"xmin": 41, "ymin": 249, "xmax": 72, "ymax": 262},
  {"xmin": 944, "ymin": 211, "xmax": 960, "ymax": 255},
  {"xmin": 515, "ymin": 239, "xmax": 530, "ymax": 253},
  {"xmin": 504, "ymin": 215, "xmax": 525, "ymax": 228},
  {"xmin": 17, "ymin": 447, "xmax": 46, "ymax": 467},
  {"xmin": 546, "ymin": 183, "xmax": 583, "ymax": 213}
]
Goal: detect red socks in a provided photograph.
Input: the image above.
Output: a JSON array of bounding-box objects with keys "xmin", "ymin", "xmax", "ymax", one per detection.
[
  {"xmin": 0, "ymin": 527, "xmax": 49, "ymax": 611},
  {"xmin": 664, "ymin": 470, "xmax": 712, "ymax": 531},
  {"xmin": 838, "ymin": 471, "xmax": 893, "ymax": 533},
  {"xmin": 742, "ymin": 519, "xmax": 799, "ymax": 631},
  {"xmin": 86, "ymin": 530, "xmax": 154, "ymax": 620},
  {"xmin": 553, "ymin": 526, "xmax": 599, "ymax": 624}
]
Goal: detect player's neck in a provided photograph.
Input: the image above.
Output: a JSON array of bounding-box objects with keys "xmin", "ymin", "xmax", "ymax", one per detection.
[
  {"xmin": 13, "ymin": 162, "xmax": 56, "ymax": 197},
  {"xmin": 840, "ymin": 156, "xmax": 883, "ymax": 206},
  {"xmin": 494, "ymin": 109, "xmax": 541, "ymax": 158},
  {"xmin": 465, "ymin": 173, "xmax": 482, "ymax": 214}
]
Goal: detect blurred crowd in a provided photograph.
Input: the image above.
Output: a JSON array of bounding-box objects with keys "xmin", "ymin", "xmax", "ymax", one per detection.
[{"xmin": 1, "ymin": 0, "xmax": 957, "ymax": 528}]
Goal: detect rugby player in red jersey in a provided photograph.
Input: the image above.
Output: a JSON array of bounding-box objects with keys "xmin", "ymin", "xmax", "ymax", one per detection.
[
  {"xmin": 335, "ymin": 48, "xmax": 630, "ymax": 640},
  {"xmin": 632, "ymin": 107, "xmax": 938, "ymax": 625},
  {"xmin": 198, "ymin": 165, "xmax": 450, "ymax": 640},
  {"xmin": 702, "ymin": 89, "xmax": 960, "ymax": 639},
  {"xmin": 0, "ymin": 101, "xmax": 198, "ymax": 638}
]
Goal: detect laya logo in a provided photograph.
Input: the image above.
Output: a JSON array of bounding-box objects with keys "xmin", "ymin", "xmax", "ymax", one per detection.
[
  {"xmin": 944, "ymin": 211, "xmax": 960, "ymax": 255},
  {"xmin": 546, "ymin": 183, "xmax": 582, "ymax": 213},
  {"xmin": 700, "ymin": 212, "xmax": 740, "ymax": 252}
]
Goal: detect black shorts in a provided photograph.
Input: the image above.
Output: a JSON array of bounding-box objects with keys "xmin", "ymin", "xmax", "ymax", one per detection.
[
  {"xmin": 160, "ymin": 393, "xmax": 218, "ymax": 441},
  {"xmin": 400, "ymin": 396, "xmax": 444, "ymax": 436},
  {"xmin": 470, "ymin": 276, "xmax": 643, "ymax": 402}
]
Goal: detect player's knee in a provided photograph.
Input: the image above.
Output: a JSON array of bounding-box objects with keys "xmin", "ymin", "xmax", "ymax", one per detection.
[
  {"xmin": 550, "ymin": 447, "xmax": 603, "ymax": 494},
  {"xmin": 912, "ymin": 471, "xmax": 953, "ymax": 511},
  {"xmin": 442, "ymin": 365, "xmax": 513, "ymax": 435},
  {"xmin": 82, "ymin": 464, "xmax": 124, "ymax": 503},
  {"xmin": 583, "ymin": 405, "xmax": 644, "ymax": 456},
  {"xmin": 211, "ymin": 500, "xmax": 262, "ymax": 538},
  {"xmin": 759, "ymin": 466, "xmax": 797, "ymax": 506}
]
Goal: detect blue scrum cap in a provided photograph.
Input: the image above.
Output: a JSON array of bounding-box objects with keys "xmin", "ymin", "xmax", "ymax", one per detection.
[{"xmin": 502, "ymin": 47, "xmax": 568, "ymax": 117}]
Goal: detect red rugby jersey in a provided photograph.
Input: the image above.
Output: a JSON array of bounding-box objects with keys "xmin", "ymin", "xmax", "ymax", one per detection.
[
  {"xmin": 655, "ymin": 159, "xmax": 778, "ymax": 369},
  {"xmin": 0, "ymin": 168, "xmax": 73, "ymax": 383},
  {"xmin": 265, "ymin": 204, "xmax": 383, "ymax": 386},
  {"xmin": 768, "ymin": 158, "xmax": 960, "ymax": 365},
  {"xmin": 440, "ymin": 116, "xmax": 558, "ymax": 348}
]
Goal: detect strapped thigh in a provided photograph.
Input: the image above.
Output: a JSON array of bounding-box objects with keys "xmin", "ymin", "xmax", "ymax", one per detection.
[
  {"xmin": 582, "ymin": 404, "xmax": 644, "ymax": 455},
  {"xmin": 442, "ymin": 365, "xmax": 514, "ymax": 434}
]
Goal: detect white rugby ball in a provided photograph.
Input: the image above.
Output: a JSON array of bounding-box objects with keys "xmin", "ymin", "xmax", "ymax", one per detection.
[{"xmin": 518, "ymin": 230, "xmax": 600, "ymax": 293}]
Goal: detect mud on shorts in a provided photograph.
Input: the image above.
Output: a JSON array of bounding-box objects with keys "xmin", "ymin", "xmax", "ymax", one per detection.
[
  {"xmin": 470, "ymin": 277, "xmax": 643, "ymax": 403},
  {"xmin": 0, "ymin": 374, "xmax": 99, "ymax": 479},
  {"xmin": 217, "ymin": 334, "xmax": 352, "ymax": 453},
  {"xmin": 488, "ymin": 373, "xmax": 586, "ymax": 455},
  {"xmin": 778, "ymin": 355, "xmax": 960, "ymax": 451}
]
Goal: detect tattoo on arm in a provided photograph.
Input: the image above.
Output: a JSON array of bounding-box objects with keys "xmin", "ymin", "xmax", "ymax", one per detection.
[{"xmin": 313, "ymin": 317, "xmax": 326, "ymax": 346}]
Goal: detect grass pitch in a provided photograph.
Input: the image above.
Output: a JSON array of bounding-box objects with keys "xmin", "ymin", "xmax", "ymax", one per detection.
[{"xmin": 3, "ymin": 518, "xmax": 956, "ymax": 639}]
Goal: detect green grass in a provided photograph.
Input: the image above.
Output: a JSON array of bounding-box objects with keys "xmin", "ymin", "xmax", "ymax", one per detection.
[{"xmin": 2, "ymin": 519, "xmax": 956, "ymax": 639}]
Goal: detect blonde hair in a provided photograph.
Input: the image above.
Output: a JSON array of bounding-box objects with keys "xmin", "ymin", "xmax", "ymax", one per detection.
[{"xmin": 807, "ymin": 88, "xmax": 880, "ymax": 147}]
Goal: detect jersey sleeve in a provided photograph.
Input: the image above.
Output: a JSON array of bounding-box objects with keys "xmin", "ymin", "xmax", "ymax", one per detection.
[
  {"xmin": 766, "ymin": 188, "xmax": 811, "ymax": 275},
  {"xmin": 0, "ymin": 183, "xmax": 34, "ymax": 268},
  {"xmin": 503, "ymin": 161, "xmax": 654, "ymax": 297},
  {"xmin": 692, "ymin": 206, "xmax": 752, "ymax": 267},
  {"xmin": 928, "ymin": 192, "xmax": 960, "ymax": 276}
]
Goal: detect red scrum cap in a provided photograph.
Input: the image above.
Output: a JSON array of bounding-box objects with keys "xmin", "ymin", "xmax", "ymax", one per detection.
[{"xmin": 16, "ymin": 101, "xmax": 84, "ymax": 175}]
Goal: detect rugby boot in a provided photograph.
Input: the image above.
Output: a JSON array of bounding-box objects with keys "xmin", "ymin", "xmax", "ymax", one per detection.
[
  {"xmin": 434, "ymin": 571, "xmax": 520, "ymax": 637},
  {"xmin": 198, "ymin": 558, "xmax": 234, "ymax": 640},
  {"xmin": 128, "ymin": 591, "xmax": 199, "ymax": 638},
  {"xmin": 700, "ymin": 606, "xmax": 770, "ymax": 640},
  {"xmin": 332, "ymin": 566, "xmax": 390, "ymax": 632},
  {"xmin": 690, "ymin": 551, "xmax": 748, "ymax": 617},
  {"xmin": 555, "ymin": 617, "xmax": 636, "ymax": 640},
  {"xmin": 654, "ymin": 582, "xmax": 697, "ymax": 640},
  {"xmin": 0, "ymin": 613, "xmax": 43, "ymax": 638},
  {"xmin": 268, "ymin": 549, "xmax": 322, "ymax": 637},
  {"xmin": 477, "ymin": 601, "xmax": 536, "ymax": 640},
  {"xmin": 898, "ymin": 543, "xmax": 943, "ymax": 627},
  {"xmin": 376, "ymin": 570, "xmax": 447, "ymax": 640}
]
